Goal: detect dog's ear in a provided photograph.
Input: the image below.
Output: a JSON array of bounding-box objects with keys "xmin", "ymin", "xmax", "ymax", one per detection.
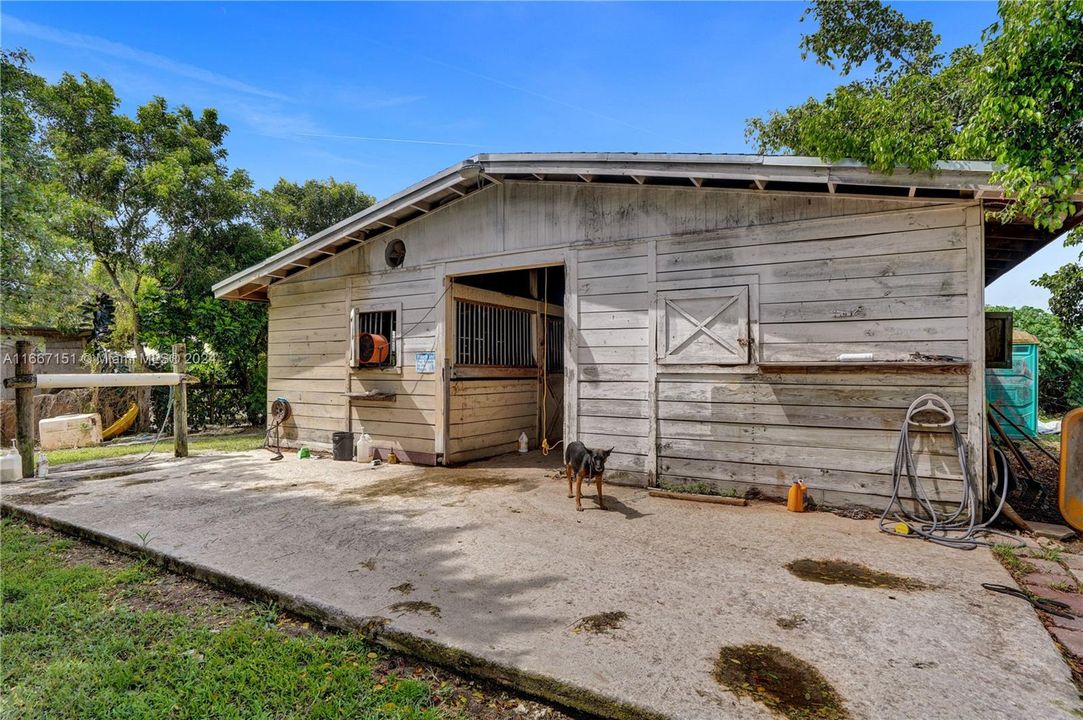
[{"xmin": 604, "ymin": 447, "xmax": 614, "ymax": 458}]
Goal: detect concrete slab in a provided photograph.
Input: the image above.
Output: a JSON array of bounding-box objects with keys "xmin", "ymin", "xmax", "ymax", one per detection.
[{"xmin": 2, "ymin": 450, "xmax": 1080, "ymax": 720}]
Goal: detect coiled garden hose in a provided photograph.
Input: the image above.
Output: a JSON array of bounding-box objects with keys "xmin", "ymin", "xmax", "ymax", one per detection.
[{"xmin": 879, "ymin": 394, "xmax": 1020, "ymax": 550}]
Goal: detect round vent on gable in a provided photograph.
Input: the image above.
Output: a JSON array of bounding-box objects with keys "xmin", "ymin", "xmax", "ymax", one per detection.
[{"xmin": 385, "ymin": 239, "xmax": 406, "ymax": 268}]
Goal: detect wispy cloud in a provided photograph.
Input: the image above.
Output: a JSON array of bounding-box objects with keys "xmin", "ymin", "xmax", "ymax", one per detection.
[
  {"xmin": 2, "ymin": 14, "xmax": 291, "ymax": 102},
  {"xmin": 223, "ymin": 100, "xmax": 480, "ymax": 149},
  {"xmin": 296, "ymin": 132, "xmax": 482, "ymax": 148}
]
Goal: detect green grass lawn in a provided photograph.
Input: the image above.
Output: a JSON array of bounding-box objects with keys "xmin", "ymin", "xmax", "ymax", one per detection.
[
  {"xmin": 46, "ymin": 431, "xmax": 266, "ymax": 467},
  {"xmin": 0, "ymin": 520, "xmax": 461, "ymax": 720}
]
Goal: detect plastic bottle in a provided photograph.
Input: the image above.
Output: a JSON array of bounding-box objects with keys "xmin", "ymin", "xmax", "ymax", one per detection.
[
  {"xmin": 0, "ymin": 441, "xmax": 21, "ymax": 482},
  {"xmin": 36, "ymin": 447, "xmax": 48, "ymax": 479},
  {"xmin": 355, "ymin": 427, "xmax": 373, "ymax": 463},
  {"xmin": 787, "ymin": 480, "xmax": 807, "ymax": 512},
  {"xmin": 518, "ymin": 432, "xmax": 529, "ymax": 453}
]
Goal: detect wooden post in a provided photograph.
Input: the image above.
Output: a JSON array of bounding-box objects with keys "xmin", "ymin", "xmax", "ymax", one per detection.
[
  {"xmin": 172, "ymin": 343, "xmax": 188, "ymax": 458},
  {"xmin": 14, "ymin": 340, "xmax": 34, "ymax": 478}
]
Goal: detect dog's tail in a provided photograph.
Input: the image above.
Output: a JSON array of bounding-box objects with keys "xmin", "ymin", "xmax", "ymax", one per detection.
[{"xmin": 541, "ymin": 438, "xmax": 564, "ymax": 456}]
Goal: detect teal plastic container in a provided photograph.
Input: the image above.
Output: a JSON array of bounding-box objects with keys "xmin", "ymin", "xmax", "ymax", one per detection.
[{"xmin": 986, "ymin": 339, "xmax": 1039, "ymax": 439}]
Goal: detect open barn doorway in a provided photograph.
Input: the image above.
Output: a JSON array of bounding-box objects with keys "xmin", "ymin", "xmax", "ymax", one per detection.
[{"xmin": 444, "ymin": 265, "xmax": 565, "ymax": 464}]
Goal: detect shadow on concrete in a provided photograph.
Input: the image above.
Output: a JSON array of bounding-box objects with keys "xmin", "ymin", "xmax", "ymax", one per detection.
[{"xmin": 9, "ymin": 451, "xmax": 576, "ymax": 664}]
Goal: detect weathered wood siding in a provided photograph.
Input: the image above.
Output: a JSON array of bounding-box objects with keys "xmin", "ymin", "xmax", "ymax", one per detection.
[
  {"xmin": 573, "ymin": 203, "xmax": 977, "ymax": 504},
  {"xmin": 448, "ymin": 379, "xmax": 537, "ymax": 463},
  {"xmin": 267, "ymin": 180, "xmax": 983, "ymax": 508},
  {"xmin": 267, "ymin": 251, "xmax": 439, "ymax": 457}
]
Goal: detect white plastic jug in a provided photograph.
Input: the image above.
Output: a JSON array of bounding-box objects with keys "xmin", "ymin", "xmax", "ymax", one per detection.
[
  {"xmin": 355, "ymin": 427, "xmax": 373, "ymax": 463},
  {"xmin": 518, "ymin": 431, "xmax": 529, "ymax": 453},
  {"xmin": 1, "ymin": 441, "xmax": 22, "ymax": 482}
]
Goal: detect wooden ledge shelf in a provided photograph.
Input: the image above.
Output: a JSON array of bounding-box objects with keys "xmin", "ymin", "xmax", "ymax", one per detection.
[
  {"xmin": 344, "ymin": 391, "xmax": 397, "ymax": 402},
  {"xmin": 757, "ymin": 361, "xmax": 971, "ymax": 374}
]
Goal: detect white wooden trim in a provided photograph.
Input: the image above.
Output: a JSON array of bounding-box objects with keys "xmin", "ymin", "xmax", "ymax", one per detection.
[
  {"xmin": 965, "ymin": 204, "xmax": 987, "ymax": 512},
  {"xmin": 434, "ymin": 265, "xmax": 448, "ymax": 460},
  {"xmin": 564, "ymin": 249, "xmax": 579, "ymax": 451},
  {"xmin": 349, "ymin": 300, "xmax": 404, "ymax": 375},
  {"xmin": 646, "ymin": 239, "xmax": 658, "ymax": 485}
]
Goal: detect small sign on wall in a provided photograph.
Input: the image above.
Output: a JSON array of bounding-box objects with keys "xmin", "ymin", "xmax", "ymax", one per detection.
[{"xmin": 415, "ymin": 351, "xmax": 435, "ymax": 373}]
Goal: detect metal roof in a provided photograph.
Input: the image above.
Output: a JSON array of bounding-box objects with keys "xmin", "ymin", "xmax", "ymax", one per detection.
[{"xmin": 214, "ymin": 153, "xmax": 1080, "ymax": 302}]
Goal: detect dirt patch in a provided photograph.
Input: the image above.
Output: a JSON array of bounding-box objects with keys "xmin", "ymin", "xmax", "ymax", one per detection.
[
  {"xmin": 1001, "ymin": 434, "xmax": 1064, "ymax": 526},
  {"xmin": 119, "ymin": 476, "xmax": 166, "ymax": 487},
  {"xmin": 354, "ymin": 469, "xmax": 538, "ymax": 499},
  {"xmin": 3, "ymin": 490, "xmax": 88, "ymax": 506},
  {"xmin": 776, "ymin": 614, "xmax": 808, "ymax": 630},
  {"xmin": 115, "ymin": 571, "xmax": 253, "ymax": 620},
  {"xmin": 786, "ymin": 559, "xmax": 930, "ymax": 591},
  {"xmin": 828, "ymin": 505, "xmax": 878, "ymax": 520},
  {"xmin": 389, "ymin": 600, "xmax": 441, "ymax": 618},
  {"xmin": 390, "ymin": 582, "xmax": 415, "ymax": 595},
  {"xmin": 713, "ymin": 644, "xmax": 848, "ymax": 720},
  {"xmin": 572, "ymin": 611, "xmax": 628, "ymax": 635}
]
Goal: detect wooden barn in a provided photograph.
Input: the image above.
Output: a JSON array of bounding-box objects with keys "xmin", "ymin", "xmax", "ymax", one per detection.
[{"xmin": 214, "ymin": 153, "xmax": 1081, "ymax": 509}]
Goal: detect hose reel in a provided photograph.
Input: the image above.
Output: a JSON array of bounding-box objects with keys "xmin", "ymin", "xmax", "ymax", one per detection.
[{"xmin": 267, "ymin": 397, "xmax": 291, "ymax": 461}]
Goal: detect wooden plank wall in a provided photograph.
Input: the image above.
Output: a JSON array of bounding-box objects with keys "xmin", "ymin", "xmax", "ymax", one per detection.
[
  {"xmin": 267, "ymin": 268, "xmax": 349, "ymax": 448},
  {"xmin": 574, "ymin": 204, "xmax": 976, "ymax": 505},
  {"xmin": 267, "ymin": 251, "xmax": 440, "ymax": 457},
  {"xmin": 447, "ymin": 379, "xmax": 537, "ymax": 463},
  {"xmin": 266, "ymin": 181, "xmax": 980, "ymax": 508},
  {"xmin": 349, "ymin": 266, "xmax": 440, "ymax": 461}
]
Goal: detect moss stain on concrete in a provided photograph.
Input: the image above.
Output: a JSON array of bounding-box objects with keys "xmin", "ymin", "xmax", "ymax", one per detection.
[
  {"xmin": 573, "ymin": 611, "xmax": 628, "ymax": 635},
  {"xmin": 389, "ymin": 600, "xmax": 441, "ymax": 618},
  {"xmin": 713, "ymin": 644, "xmax": 848, "ymax": 720},
  {"xmin": 786, "ymin": 559, "xmax": 930, "ymax": 591}
]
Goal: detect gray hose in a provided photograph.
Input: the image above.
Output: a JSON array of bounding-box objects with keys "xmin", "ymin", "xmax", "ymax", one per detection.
[
  {"xmin": 119, "ymin": 386, "xmax": 175, "ymax": 466},
  {"xmin": 879, "ymin": 394, "xmax": 1020, "ymax": 550}
]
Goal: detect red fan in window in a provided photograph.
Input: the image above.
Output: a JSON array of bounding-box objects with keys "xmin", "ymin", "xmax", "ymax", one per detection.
[{"xmin": 356, "ymin": 332, "xmax": 390, "ymax": 366}]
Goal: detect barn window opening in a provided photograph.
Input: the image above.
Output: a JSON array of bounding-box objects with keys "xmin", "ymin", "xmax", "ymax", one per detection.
[
  {"xmin": 454, "ymin": 301, "xmax": 535, "ymax": 367},
  {"xmin": 351, "ymin": 307, "xmax": 398, "ymax": 368},
  {"xmin": 451, "ymin": 266, "xmax": 565, "ymax": 370}
]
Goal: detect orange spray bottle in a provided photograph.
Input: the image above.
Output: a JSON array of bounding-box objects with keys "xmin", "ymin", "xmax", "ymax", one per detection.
[{"xmin": 787, "ymin": 480, "xmax": 807, "ymax": 513}]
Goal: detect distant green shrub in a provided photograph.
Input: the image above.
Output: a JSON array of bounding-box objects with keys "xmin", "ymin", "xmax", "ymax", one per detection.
[{"xmin": 987, "ymin": 305, "xmax": 1083, "ymax": 414}]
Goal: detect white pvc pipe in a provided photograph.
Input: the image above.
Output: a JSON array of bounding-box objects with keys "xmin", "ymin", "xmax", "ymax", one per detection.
[{"xmin": 34, "ymin": 373, "xmax": 192, "ymax": 389}]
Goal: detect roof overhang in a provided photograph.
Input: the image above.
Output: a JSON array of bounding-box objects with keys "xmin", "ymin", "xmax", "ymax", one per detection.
[{"xmin": 213, "ymin": 153, "xmax": 1083, "ymax": 301}]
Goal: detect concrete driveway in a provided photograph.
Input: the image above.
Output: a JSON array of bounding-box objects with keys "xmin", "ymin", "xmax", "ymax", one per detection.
[{"xmin": 2, "ymin": 450, "xmax": 1078, "ymax": 719}]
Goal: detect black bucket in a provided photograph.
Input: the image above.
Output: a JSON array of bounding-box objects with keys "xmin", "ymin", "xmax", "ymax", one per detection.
[{"xmin": 331, "ymin": 432, "xmax": 355, "ymax": 461}]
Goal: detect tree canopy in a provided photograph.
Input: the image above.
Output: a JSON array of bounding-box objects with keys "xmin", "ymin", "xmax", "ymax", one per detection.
[
  {"xmin": 747, "ymin": 1, "xmax": 1083, "ymax": 328},
  {"xmin": 0, "ymin": 51, "xmax": 375, "ymax": 423},
  {"xmin": 254, "ymin": 178, "xmax": 375, "ymax": 244}
]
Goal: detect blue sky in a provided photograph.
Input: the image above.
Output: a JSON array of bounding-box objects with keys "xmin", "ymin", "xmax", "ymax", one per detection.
[{"xmin": 2, "ymin": 1, "xmax": 1074, "ymax": 309}]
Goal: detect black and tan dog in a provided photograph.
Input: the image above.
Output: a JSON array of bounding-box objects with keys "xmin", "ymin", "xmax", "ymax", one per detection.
[{"xmin": 564, "ymin": 441, "xmax": 614, "ymax": 512}]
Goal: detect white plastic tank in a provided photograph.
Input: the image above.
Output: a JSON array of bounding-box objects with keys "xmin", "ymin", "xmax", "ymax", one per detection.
[{"xmin": 38, "ymin": 413, "xmax": 102, "ymax": 451}]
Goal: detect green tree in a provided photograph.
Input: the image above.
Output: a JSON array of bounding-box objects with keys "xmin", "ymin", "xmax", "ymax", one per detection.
[
  {"xmin": 0, "ymin": 50, "xmax": 92, "ymax": 330},
  {"xmin": 140, "ymin": 223, "xmax": 287, "ymax": 424},
  {"xmin": 253, "ymin": 177, "xmax": 374, "ymax": 243},
  {"xmin": 42, "ymin": 72, "xmax": 252, "ymax": 367},
  {"xmin": 748, "ymin": 1, "xmax": 1083, "ymax": 321}
]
